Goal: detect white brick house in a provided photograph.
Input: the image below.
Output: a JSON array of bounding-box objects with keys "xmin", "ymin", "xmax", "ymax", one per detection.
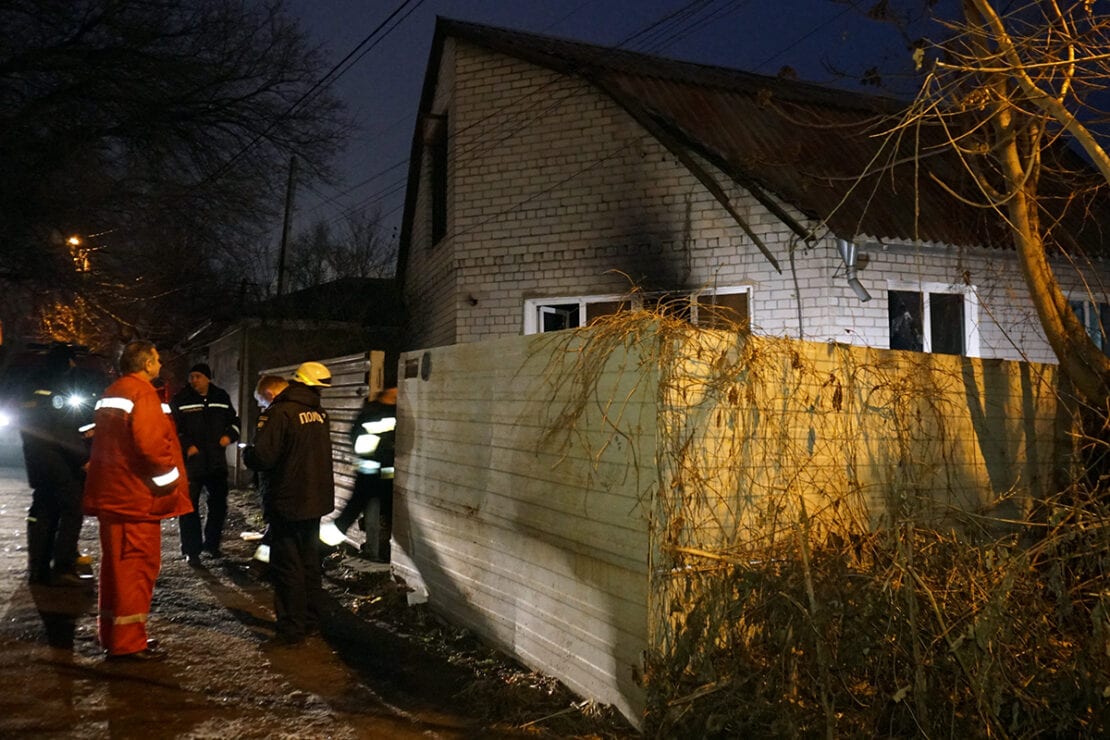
[
  {"xmin": 397, "ymin": 19, "xmax": 1110, "ymax": 363},
  {"xmin": 389, "ymin": 20, "xmax": 1107, "ymax": 724}
]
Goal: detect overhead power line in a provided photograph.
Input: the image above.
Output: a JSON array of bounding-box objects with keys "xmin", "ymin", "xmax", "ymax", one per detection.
[
  {"xmin": 303, "ymin": 0, "xmax": 885, "ymax": 239},
  {"xmin": 305, "ymin": 0, "xmax": 741, "ymax": 227},
  {"xmin": 200, "ymin": 0, "xmax": 425, "ymax": 188}
]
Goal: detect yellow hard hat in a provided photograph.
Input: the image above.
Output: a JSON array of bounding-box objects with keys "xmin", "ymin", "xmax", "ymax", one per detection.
[{"xmin": 292, "ymin": 361, "xmax": 332, "ymax": 387}]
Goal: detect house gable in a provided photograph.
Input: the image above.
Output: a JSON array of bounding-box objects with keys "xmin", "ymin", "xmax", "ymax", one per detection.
[
  {"xmin": 401, "ymin": 31, "xmax": 811, "ymax": 350},
  {"xmin": 398, "ymin": 19, "xmax": 1110, "ymax": 366}
]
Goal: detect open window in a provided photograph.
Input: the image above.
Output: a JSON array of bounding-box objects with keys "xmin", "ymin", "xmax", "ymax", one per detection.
[{"xmin": 888, "ymin": 282, "xmax": 979, "ymax": 356}]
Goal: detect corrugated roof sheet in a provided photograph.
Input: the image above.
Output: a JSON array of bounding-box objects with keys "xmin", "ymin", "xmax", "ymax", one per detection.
[{"xmin": 442, "ymin": 19, "xmax": 1108, "ymax": 254}]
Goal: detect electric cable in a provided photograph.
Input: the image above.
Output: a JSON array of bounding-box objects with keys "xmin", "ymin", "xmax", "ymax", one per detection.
[
  {"xmin": 299, "ymin": 0, "xmax": 914, "ymax": 253},
  {"xmin": 200, "ymin": 0, "xmax": 425, "ymax": 187},
  {"xmin": 306, "ymin": 0, "xmax": 747, "ymax": 227}
]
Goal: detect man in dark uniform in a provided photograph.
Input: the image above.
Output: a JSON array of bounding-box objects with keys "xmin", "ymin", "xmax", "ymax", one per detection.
[
  {"xmin": 321, "ymin": 385, "xmax": 397, "ymax": 562},
  {"xmin": 243, "ymin": 361, "xmax": 334, "ymax": 645},
  {"xmin": 171, "ymin": 362, "xmax": 239, "ymax": 565},
  {"xmin": 21, "ymin": 346, "xmax": 105, "ymax": 586}
]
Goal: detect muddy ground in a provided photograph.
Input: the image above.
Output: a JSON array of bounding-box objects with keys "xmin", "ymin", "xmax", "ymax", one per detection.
[{"xmin": 0, "ymin": 464, "xmax": 639, "ymax": 738}]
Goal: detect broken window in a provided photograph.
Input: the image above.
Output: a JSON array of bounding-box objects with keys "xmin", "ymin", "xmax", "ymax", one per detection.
[
  {"xmin": 1069, "ymin": 298, "xmax": 1110, "ymax": 356},
  {"xmin": 694, "ymin": 288, "xmax": 750, "ymax": 330},
  {"xmin": 524, "ymin": 287, "xmax": 750, "ymax": 334},
  {"xmin": 888, "ymin": 285, "xmax": 976, "ymax": 356}
]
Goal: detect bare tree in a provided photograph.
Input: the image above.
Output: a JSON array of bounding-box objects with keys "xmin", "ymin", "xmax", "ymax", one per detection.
[
  {"xmin": 895, "ymin": 0, "xmax": 1110, "ymax": 404},
  {"xmin": 0, "ymin": 0, "xmax": 349, "ymax": 348},
  {"xmin": 282, "ymin": 211, "xmax": 396, "ymax": 293}
]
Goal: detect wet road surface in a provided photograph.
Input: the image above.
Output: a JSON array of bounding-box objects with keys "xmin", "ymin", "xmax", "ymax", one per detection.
[{"xmin": 0, "ymin": 462, "xmax": 603, "ymax": 738}]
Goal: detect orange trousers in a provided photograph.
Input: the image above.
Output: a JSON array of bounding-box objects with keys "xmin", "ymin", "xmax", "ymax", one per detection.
[{"xmin": 96, "ymin": 519, "xmax": 161, "ymax": 656}]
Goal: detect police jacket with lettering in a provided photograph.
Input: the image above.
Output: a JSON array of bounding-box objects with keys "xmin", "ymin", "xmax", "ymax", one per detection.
[
  {"xmin": 83, "ymin": 374, "xmax": 193, "ymax": 522},
  {"xmin": 170, "ymin": 383, "xmax": 240, "ymax": 478},
  {"xmin": 243, "ymin": 382, "xmax": 334, "ymax": 522}
]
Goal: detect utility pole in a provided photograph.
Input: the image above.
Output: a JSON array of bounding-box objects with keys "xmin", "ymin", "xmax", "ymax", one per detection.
[{"xmin": 275, "ymin": 155, "xmax": 297, "ymax": 299}]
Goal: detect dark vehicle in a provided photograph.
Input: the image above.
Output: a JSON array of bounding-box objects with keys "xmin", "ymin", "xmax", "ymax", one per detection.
[{"xmin": 0, "ymin": 343, "xmax": 115, "ymax": 465}]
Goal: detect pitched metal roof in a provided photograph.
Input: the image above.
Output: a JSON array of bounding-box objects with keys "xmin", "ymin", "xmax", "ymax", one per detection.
[{"xmin": 436, "ymin": 18, "xmax": 1107, "ymax": 255}]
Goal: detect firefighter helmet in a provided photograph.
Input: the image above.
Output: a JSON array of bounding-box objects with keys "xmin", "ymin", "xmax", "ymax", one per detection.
[{"xmin": 292, "ymin": 361, "xmax": 332, "ymax": 388}]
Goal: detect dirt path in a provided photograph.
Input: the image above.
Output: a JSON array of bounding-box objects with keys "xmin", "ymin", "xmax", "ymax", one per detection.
[{"xmin": 0, "ymin": 465, "xmax": 637, "ymax": 738}]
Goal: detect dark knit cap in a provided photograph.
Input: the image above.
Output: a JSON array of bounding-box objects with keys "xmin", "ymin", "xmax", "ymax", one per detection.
[{"xmin": 189, "ymin": 362, "xmax": 213, "ymax": 380}]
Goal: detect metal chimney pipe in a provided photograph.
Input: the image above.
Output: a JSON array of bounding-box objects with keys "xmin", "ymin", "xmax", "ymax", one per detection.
[{"xmin": 837, "ymin": 239, "xmax": 872, "ymax": 302}]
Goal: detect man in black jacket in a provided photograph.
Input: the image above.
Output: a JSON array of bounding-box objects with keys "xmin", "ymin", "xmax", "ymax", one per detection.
[
  {"xmin": 171, "ymin": 362, "xmax": 240, "ymax": 566},
  {"xmin": 243, "ymin": 361, "xmax": 334, "ymax": 645},
  {"xmin": 20, "ymin": 346, "xmax": 105, "ymax": 586}
]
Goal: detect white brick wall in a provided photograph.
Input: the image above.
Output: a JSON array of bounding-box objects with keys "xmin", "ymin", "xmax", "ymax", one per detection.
[{"xmin": 402, "ymin": 37, "xmax": 1110, "ymax": 366}]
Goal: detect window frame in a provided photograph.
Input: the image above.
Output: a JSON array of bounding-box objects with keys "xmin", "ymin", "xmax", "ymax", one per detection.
[
  {"xmin": 1068, "ymin": 297, "xmax": 1110, "ymax": 355},
  {"xmin": 690, "ymin": 285, "xmax": 752, "ymax": 330},
  {"xmin": 886, "ymin": 280, "xmax": 980, "ymax": 357},
  {"xmin": 523, "ymin": 294, "xmax": 633, "ymax": 335},
  {"xmin": 523, "ymin": 286, "xmax": 753, "ymax": 335}
]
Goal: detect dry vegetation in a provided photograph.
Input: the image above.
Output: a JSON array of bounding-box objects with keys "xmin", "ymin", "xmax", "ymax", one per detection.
[{"xmin": 543, "ymin": 306, "xmax": 1110, "ymax": 738}]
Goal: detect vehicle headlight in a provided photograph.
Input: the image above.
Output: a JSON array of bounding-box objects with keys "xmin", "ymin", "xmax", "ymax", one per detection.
[
  {"xmin": 66, "ymin": 393, "xmax": 87, "ymax": 409},
  {"xmin": 0, "ymin": 410, "xmax": 12, "ymax": 428}
]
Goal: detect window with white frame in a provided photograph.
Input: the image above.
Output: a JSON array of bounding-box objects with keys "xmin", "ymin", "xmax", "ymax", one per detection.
[
  {"xmin": 524, "ymin": 294, "xmax": 632, "ymax": 334},
  {"xmin": 887, "ymin": 282, "xmax": 979, "ymax": 356},
  {"xmin": 691, "ymin": 286, "xmax": 751, "ymax": 330},
  {"xmin": 524, "ymin": 287, "xmax": 751, "ymax": 334},
  {"xmin": 1069, "ymin": 298, "xmax": 1110, "ymax": 356}
]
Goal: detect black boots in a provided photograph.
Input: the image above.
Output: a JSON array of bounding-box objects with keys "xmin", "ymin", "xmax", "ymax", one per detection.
[{"xmin": 26, "ymin": 516, "xmax": 53, "ymax": 584}]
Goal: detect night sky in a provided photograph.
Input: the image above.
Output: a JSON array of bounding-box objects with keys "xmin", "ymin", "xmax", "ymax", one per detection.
[{"xmin": 282, "ymin": 0, "xmax": 936, "ymax": 244}]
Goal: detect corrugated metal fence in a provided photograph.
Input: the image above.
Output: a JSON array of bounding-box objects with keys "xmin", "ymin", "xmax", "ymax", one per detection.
[{"xmin": 256, "ymin": 350, "xmax": 385, "ymax": 549}]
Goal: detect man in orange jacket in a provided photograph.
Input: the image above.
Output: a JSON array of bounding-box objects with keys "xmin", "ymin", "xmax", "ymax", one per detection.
[{"xmin": 83, "ymin": 340, "xmax": 192, "ymax": 661}]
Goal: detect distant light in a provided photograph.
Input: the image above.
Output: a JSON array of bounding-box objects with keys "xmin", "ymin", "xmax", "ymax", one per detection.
[
  {"xmin": 0, "ymin": 410, "xmax": 12, "ymax": 427},
  {"xmin": 67, "ymin": 235, "xmax": 82, "ymax": 247}
]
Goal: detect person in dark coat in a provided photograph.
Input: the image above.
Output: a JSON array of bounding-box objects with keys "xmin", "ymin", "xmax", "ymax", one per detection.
[
  {"xmin": 21, "ymin": 346, "xmax": 106, "ymax": 586},
  {"xmin": 320, "ymin": 386, "xmax": 396, "ymax": 562},
  {"xmin": 171, "ymin": 362, "xmax": 239, "ymax": 565},
  {"xmin": 243, "ymin": 361, "xmax": 334, "ymax": 645}
]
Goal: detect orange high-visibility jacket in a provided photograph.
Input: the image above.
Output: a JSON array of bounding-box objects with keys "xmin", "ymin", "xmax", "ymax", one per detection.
[{"xmin": 83, "ymin": 373, "xmax": 193, "ymax": 521}]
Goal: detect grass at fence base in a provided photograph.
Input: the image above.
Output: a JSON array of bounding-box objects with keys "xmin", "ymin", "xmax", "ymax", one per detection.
[{"xmin": 644, "ymin": 516, "xmax": 1109, "ymax": 738}]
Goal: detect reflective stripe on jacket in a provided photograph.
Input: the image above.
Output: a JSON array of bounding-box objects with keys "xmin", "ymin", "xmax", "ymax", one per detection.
[
  {"xmin": 350, "ymin": 400, "xmax": 396, "ymax": 478},
  {"xmin": 170, "ymin": 383, "xmax": 240, "ymax": 477},
  {"xmin": 83, "ymin": 374, "xmax": 193, "ymax": 521}
]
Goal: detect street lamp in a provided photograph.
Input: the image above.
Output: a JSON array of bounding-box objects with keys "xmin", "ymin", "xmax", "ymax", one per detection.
[{"xmin": 67, "ymin": 235, "xmax": 91, "ymax": 273}]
